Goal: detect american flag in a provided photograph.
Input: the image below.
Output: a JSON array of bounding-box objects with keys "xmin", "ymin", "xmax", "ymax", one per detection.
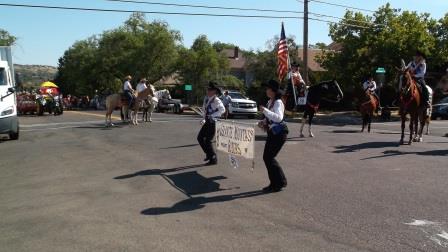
[{"xmin": 277, "ymin": 23, "xmax": 288, "ymax": 82}]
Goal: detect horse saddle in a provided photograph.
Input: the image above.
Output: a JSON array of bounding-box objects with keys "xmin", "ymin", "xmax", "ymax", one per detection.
[{"xmin": 120, "ymin": 94, "xmax": 131, "ymax": 106}]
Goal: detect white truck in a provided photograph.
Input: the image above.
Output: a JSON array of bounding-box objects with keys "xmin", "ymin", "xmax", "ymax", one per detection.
[{"xmin": 0, "ymin": 46, "xmax": 19, "ymax": 140}]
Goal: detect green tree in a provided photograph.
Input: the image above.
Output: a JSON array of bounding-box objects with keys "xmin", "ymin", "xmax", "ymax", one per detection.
[
  {"xmin": 0, "ymin": 28, "xmax": 16, "ymax": 46},
  {"xmin": 56, "ymin": 13, "xmax": 181, "ymax": 96},
  {"xmin": 317, "ymin": 4, "xmax": 444, "ymax": 108},
  {"xmin": 177, "ymin": 35, "xmax": 229, "ymax": 100}
]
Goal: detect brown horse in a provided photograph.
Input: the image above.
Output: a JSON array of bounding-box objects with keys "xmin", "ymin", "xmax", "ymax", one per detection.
[
  {"xmin": 360, "ymin": 91, "xmax": 379, "ymax": 133},
  {"xmin": 105, "ymin": 85, "xmax": 155, "ymax": 126},
  {"xmin": 399, "ymin": 69, "xmax": 426, "ymax": 145}
]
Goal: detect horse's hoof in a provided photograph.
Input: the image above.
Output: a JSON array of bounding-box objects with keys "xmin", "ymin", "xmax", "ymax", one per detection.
[
  {"xmin": 309, "ymin": 133, "xmax": 315, "ymax": 138},
  {"xmin": 399, "ymin": 140, "xmax": 404, "ymax": 145},
  {"xmin": 418, "ymin": 138, "xmax": 423, "ymax": 142},
  {"xmin": 300, "ymin": 134, "xmax": 305, "ymax": 138}
]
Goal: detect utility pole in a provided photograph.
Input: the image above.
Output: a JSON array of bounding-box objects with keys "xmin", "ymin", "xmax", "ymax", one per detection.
[{"xmin": 303, "ymin": 0, "xmax": 309, "ymax": 85}]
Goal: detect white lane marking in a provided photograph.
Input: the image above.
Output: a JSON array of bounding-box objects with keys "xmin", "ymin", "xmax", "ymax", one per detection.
[
  {"xmin": 405, "ymin": 219, "xmax": 448, "ymax": 248},
  {"xmin": 21, "ymin": 119, "xmax": 200, "ymax": 131},
  {"xmin": 21, "ymin": 126, "xmax": 79, "ymax": 132},
  {"xmin": 21, "ymin": 120, "xmax": 103, "ymax": 128}
]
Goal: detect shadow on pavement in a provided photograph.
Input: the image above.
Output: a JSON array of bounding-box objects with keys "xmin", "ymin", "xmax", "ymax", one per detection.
[
  {"xmin": 333, "ymin": 141, "xmax": 400, "ymax": 153},
  {"xmin": 141, "ymin": 190, "xmax": 265, "ymax": 216},
  {"xmin": 165, "ymin": 171, "xmax": 227, "ymax": 196},
  {"xmin": 114, "ymin": 164, "xmax": 206, "ymax": 179},
  {"xmin": 363, "ymin": 149, "xmax": 448, "ymax": 160}
]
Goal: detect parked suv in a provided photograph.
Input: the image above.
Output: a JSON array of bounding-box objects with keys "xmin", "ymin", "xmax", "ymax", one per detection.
[
  {"xmin": 432, "ymin": 97, "xmax": 448, "ymax": 120},
  {"xmin": 223, "ymin": 91, "xmax": 257, "ymax": 119}
]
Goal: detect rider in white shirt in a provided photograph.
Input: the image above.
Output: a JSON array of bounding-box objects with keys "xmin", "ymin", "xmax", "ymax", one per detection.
[
  {"xmin": 363, "ymin": 76, "xmax": 380, "ymax": 109},
  {"xmin": 406, "ymin": 50, "xmax": 430, "ymax": 107},
  {"xmin": 123, "ymin": 75, "xmax": 134, "ymax": 106},
  {"xmin": 136, "ymin": 79, "xmax": 148, "ymax": 93}
]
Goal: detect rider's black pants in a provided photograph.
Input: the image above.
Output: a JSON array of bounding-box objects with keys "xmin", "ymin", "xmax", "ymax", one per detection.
[
  {"xmin": 197, "ymin": 120, "xmax": 216, "ymax": 160},
  {"xmin": 263, "ymin": 131, "xmax": 288, "ymax": 189}
]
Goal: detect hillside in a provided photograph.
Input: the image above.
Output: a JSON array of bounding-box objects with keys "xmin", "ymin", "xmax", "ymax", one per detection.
[{"xmin": 14, "ymin": 64, "xmax": 58, "ymax": 88}]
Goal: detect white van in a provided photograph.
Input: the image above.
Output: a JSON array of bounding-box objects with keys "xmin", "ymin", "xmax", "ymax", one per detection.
[{"xmin": 0, "ymin": 47, "xmax": 19, "ymax": 140}]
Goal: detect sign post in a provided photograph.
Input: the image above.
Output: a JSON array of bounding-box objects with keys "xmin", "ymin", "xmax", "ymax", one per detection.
[
  {"xmin": 184, "ymin": 84, "xmax": 193, "ymax": 104},
  {"xmin": 375, "ymin": 67, "xmax": 386, "ymax": 106}
]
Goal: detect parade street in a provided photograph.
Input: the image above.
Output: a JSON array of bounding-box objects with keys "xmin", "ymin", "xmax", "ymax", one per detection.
[{"xmin": 1, "ymin": 111, "xmax": 448, "ymax": 252}]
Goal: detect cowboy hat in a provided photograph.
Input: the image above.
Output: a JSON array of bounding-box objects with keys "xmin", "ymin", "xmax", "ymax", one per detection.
[
  {"xmin": 208, "ymin": 81, "xmax": 222, "ymax": 96},
  {"xmin": 263, "ymin": 79, "xmax": 285, "ymax": 95},
  {"xmin": 415, "ymin": 50, "xmax": 427, "ymax": 59},
  {"xmin": 125, "ymin": 75, "xmax": 132, "ymax": 80},
  {"xmin": 291, "ymin": 62, "xmax": 300, "ymax": 68}
]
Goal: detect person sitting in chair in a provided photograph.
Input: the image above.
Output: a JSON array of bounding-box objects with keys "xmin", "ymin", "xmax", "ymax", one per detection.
[{"xmin": 123, "ymin": 75, "xmax": 135, "ymax": 106}]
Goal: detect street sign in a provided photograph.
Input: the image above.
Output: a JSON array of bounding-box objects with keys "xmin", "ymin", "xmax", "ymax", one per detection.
[
  {"xmin": 184, "ymin": 84, "xmax": 192, "ymax": 91},
  {"xmin": 376, "ymin": 67, "xmax": 386, "ymax": 74}
]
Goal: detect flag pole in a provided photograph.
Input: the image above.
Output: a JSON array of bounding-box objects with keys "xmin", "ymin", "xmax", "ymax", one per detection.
[{"xmin": 287, "ymin": 54, "xmax": 298, "ymax": 107}]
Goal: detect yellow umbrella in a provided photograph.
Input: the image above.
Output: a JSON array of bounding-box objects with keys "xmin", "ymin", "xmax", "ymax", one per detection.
[{"xmin": 40, "ymin": 81, "xmax": 59, "ymax": 88}]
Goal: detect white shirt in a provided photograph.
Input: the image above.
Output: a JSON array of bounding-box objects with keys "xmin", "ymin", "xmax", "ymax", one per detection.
[
  {"xmin": 262, "ymin": 99, "xmax": 285, "ymax": 123},
  {"xmin": 291, "ymin": 71, "xmax": 305, "ymax": 85},
  {"xmin": 202, "ymin": 95, "xmax": 225, "ymax": 121},
  {"xmin": 222, "ymin": 95, "xmax": 232, "ymax": 106},
  {"xmin": 363, "ymin": 80, "xmax": 377, "ymax": 92},
  {"xmin": 407, "ymin": 60, "xmax": 426, "ymax": 79},
  {"xmin": 136, "ymin": 83, "xmax": 147, "ymax": 93},
  {"xmin": 123, "ymin": 81, "xmax": 133, "ymax": 91}
]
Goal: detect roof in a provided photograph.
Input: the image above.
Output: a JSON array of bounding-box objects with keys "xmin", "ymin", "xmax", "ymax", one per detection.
[
  {"xmin": 157, "ymin": 73, "xmax": 181, "ymax": 86},
  {"xmin": 222, "ymin": 48, "xmax": 246, "ymax": 70},
  {"xmin": 328, "ymin": 42, "xmax": 343, "ymax": 51},
  {"xmin": 297, "ymin": 48, "xmax": 326, "ymax": 72}
]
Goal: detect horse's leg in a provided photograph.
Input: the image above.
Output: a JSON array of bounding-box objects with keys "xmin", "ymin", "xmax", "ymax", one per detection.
[
  {"xmin": 400, "ymin": 114, "xmax": 405, "ymax": 145},
  {"xmin": 425, "ymin": 119, "xmax": 430, "ymax": 135},
  {"xmin": 309, "ymin": 112, "xmax": 315, "ymax": 138},
  {"xmin": 368, "ymin": 113, "xmax": 372, "ymax": 133},
  {"xmin": 418, "ymin": 113, "xmax": 425, "ymax": 142},
  {"xmin": 300, "ymin": 113, "xmax": 306, "ymax": 137},
  {"xmin": 361, "ymin": 114, "xmax": 366, "ymax": 132},
  {"xmin": 408, "ymin": 113, "xmax": 415, "ymax": 145},
  {"xmin": 105, "ymin": 110, "xmax": 109, "ymax": 127}
]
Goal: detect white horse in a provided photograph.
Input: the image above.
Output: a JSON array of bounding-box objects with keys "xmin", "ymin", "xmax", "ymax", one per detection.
[
  {"xmin": 154, "ymin": 89, "xmax": 171, "ymax": 100},
  {"xmin": 139, "ymin": 96, "xmax": 158, "ymax": 122},
  {"xmin": 153, "ymin": 89, "xmax": 171, "ymax": 112}
]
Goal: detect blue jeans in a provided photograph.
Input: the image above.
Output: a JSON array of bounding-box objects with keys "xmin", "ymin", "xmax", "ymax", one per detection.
[{"xmin": 124, "ymin": 90, "xmax": 134, "ymax": 106}]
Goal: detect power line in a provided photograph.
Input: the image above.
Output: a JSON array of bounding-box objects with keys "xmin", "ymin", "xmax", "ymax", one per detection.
[
  {"xmin": 103, "ymin": 0, "xmax": 304, "ymax": 14},
  {"xmin": 0, "ymin": 2, "xmax": 375, "ymax": 29},
  {"xmin": 309, "ymin": 17, "xmax": 374, "ymax": 29},
  {"xmin": 309, "ymin": 0, "xmax": 375, "ymax": 13},
  {"xmin": 0, "ymin": 3, "xmax": 300, "ymax": 19},
  {"xmin": 310, "ymin": 12, "xmax": 384, "ymax": 27}
]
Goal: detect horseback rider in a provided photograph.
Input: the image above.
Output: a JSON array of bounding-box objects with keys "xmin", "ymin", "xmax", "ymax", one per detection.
[
  {"xmin": 406, "ymin": 50, "xmax": 430, "ymax": 108},
  {"xmin": 291, "ymin": 62, "xmax": 306, "ymax": 96},
  {"xmin": 123, "ymin": 75, "xmax": 135, "ymax": 106},
  {"xmin": 363, "ymin": 75, "xmax": 380, "ymax": 108},
  {"xmin": 136, "ymin": 78, "xmax": 150, "ymax": 106}
]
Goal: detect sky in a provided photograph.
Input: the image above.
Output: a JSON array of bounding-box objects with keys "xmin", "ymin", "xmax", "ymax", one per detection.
[{"xmin": 1, "ymin": 0, "xmax": 447, "ymax": 66}]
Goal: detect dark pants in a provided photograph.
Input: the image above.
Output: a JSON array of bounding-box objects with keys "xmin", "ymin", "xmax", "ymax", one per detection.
[
  {"xmin": 263, "ymin": 131, "xmax": 287, "ymax": 188},
  {"xmin": 197, "ymin": 121, "xmax": 216, "ymax": 160},
  {"xmin": 415, "ymin": 78, "xmax": 429, "ymax": 104},
  {"xmin": 124, "ymin": 90, "xmax": 134, "ymax": 106}
]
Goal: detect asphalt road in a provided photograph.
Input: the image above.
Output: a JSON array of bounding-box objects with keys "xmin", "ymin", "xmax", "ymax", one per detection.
[{"xmin": 1, "ymin": 111, "xmax": 447, "ymax": 252}]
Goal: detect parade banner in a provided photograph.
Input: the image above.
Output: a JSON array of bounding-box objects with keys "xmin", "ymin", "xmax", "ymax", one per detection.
[{"xmin": 215, "ymin": 120, "xmax": 255, "ymax": 160}]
